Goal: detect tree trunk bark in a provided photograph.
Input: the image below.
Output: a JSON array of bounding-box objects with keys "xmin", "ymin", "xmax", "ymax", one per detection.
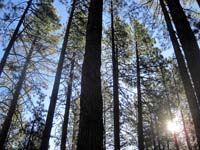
[
  {"xmin": 0, "ymin": 0, "xmax": 32, "ymax": 77},
  {"xmin": 111, "ymin": 0, "xmax": 120, "ymax": 149},
  {"xmin": 160, "ymin": 0, "xmax": 200, "ymax": 148},
  {"xmin": 77, "ymin": 0, "xmax": 103, "ymax": 149},
  {"xmin": 135, "ymin": 41, "xmax": 144, "ymax": 150},
  {"xmin": 165, "ymin": 0, "xmax": 200, "ymax": 105},
  {"xmin": 40, "ymin": 0, "xmax": 76, "ymax": 149},
  {"xmin": 60, "ymin": 52, "xmax": 75, "ymax": 150},
  {"xmin": 0, "ymin": 38, "xmax": 35, "ymax": 149}
]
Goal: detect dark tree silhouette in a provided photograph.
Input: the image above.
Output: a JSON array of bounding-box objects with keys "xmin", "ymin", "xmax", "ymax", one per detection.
[
  {"xmin": 60, "ymin": 52, "xmax": 76, "ymax": 150},
  {"xmin": 77, "ymin": 0, "xmax": 104, "ymax": 149},
  {"xmin": 165, "ymin": 0, "xmax": 200, "ymax": 105},
  {"xmin": 135, "ymin": 41, "xmax": 144, "ymax": 150},
  {"xmin": 0, "ymin": 38, "xmax": 35, "ymax": 149},
  {"xmin": 40, "ymin": 0, "xmax": 77, "ymax": 149},
  {"xmin": 0, "ymin": 0, "xmax": 32, "ymax": 77},
  {"xmin": 110, "ymin": 0, "xmax": 120, "ymax": 149},
  {"xmin": 160, "ymin": 0, "xmax": 200, "ymax": 148}
]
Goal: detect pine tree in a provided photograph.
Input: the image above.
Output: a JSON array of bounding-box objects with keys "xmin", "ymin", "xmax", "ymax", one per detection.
[
  {"xmin": 135, "ymin": 41, "xmax": 144, "ymax": 150},
  {"xmin": 60, "ymin": 52, "xmax": 76, "ymax": 150},
  {"xmin": 77, "ymin": 0, "xmax": 104, "ymax": 149},
  {"xmin": 110, "ymin": 0, "xmax": 120, "ymax": 149},
  {"xmin": 165, "ymin": 0, "xmax": 200, "ymax": 105},
  {"xmin": 160, "ymin": 0, "xmax": 200, "ymax": 148},
  {"xmin": 0, "ymin": 0, "xmax": 32, "ymax": 77},
  {"xmin": 40, "ymin": 0, "xmax": 77, "ymax": 149},
  {"xmin": 0, "ymin": 38, "xmax": 35, "ymax": 149}
]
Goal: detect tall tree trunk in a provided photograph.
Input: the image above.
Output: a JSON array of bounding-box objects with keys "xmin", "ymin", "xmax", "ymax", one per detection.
[
  {"xmin": 40, "ymin": 0, "xmax": 76, "ymax": 149},
  {"xmin": 159, "ymin": 64, "xmax": 180, "ymax": 150},
  {"xmin": 103, "ymin": 93, "xmax": 106, "ymax": 150},
  {"xmin": 71, "ymin": 99, "xmax": 79, "ymax": 150},
  {"xmin": 0, "ymin": 38, "xmax": 35, "ymax": 149},
  {"xmin": 60, "ymin": 52, "xmax": 75, "ymax": 150},
  {"xmin": 160, "ymin": 0, "xmax": 200, "ymax": 148},
  {"xmin": 77, "ymin": 0, "xmax": 103, "ymax": 149},
  {"xmin": 135, "ymin": 41, "xmax": 144, "ymax": 150},
  {"xmin": 111, "ymin": 0, "xmax": 120, "ymax": 149},
  {"xmin": 165, "ymin": 0, "xmax": 200, "ymax": 105},
  {"xmin": 154, "ymin": 116, "xmax": 161, "ymax": 150},
  {"xmin": 171, "ymin": 71, "xmax": 192, "ymax": 150},
  {"xmin": 0, "ymin": 0, "xmax": 32, "ymax": 77},
  {"xmin": 149, "ymin": 114, "xmax": 156, "ymax": 150}
]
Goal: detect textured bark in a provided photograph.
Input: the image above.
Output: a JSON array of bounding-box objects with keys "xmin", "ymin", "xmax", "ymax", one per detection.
[
  {"xmin": 0, "ymin": 0, "xmax": 32, "ymax": 77},
  {"xmin": 77, "ymin": 0, "xmax": 103, "ymax": 149},
  {"xmin": 60, "ymin": 52, "xmax": 75, "ymax": 150},
  {"xmin": 0, "ymin": 39, "xmax": 35, "ymax": 149},
  {"xmin": 165, "ymin": 0, "xmax": 200, "ymax": 105},
  {"xmin": 160, "ymin": 0, "xmax": 200, "ymax": 148},
  {"xmin": 111, "ymin": 0, "xmax": 120, "ymax": 149},
  {"xmin": 40, "ymin": 1, "xmax": 76, "ymax": 149},
  {"xmin": 136, "ymin": 41, "xmax": 144, "ymax": 150}
]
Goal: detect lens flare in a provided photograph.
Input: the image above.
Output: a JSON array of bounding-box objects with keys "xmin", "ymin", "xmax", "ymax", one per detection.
[{"xmin": 167, "ymin": 120, "xmax": 181, "ymax": 133}]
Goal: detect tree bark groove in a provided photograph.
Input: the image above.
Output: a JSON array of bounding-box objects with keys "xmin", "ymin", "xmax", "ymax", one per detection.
[{"xmin": 77, "ymin": 0, "xmax": 103, "ymax": 149}]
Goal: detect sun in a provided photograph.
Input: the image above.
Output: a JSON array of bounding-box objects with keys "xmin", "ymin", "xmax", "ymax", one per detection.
[{"xmin": 166, "ymin": 120, "xmax": 182, "ymax": 133}]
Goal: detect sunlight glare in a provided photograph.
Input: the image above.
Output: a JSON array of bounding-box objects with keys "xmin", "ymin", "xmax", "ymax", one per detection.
[{"xmin": 167, "ymin": 120, "xmax": 181, "ymax": 133}]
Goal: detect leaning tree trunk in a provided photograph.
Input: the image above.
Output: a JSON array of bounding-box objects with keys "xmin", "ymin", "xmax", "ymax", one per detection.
[
  {"xmin": 135, "ymin": 41, "xmax": 144, "ymax": 150},
  {"xmin": 160, "ymin": 0, "xmax": 200, "ymax": 148},
  {"xmin": 40, "ymin": 0, "xmax": 76, "ymax": 149},
  {"xmin": 0, "ymin": 0, "xmax": 32, "ymax": 77},
  {"xmin": 111, "ymin": 0, "xmax": 120, "ymax": 149},
  {"xmin": 165, "ymin": 0, "xmax": 200, "ymax": 105},
  {"xmin": 0, "ymin": 38, "xmax": 35, "ymax": 149},
  {"xmin": 77, "ymin": 0, "xmax": 103, "ymax": 149},
  {"xmin": 60, "ymin": 52, "xmax": 75, "ymax": 150}
]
